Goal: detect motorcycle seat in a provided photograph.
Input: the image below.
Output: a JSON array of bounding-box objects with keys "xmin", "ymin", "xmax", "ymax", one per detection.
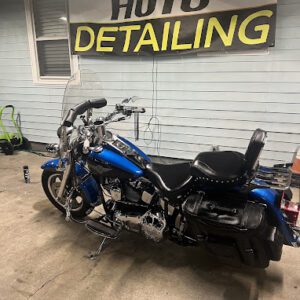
[
  {"xmin": 191, "ymin": 151, "xmax": 247, "ymax": 185},
  {"xmin": 145, "ymin": 162, "xmax": 193, "ymax": 194},
  {"xmin": 191, "ymin": 129, "xmax": 267, "ymax": 186}
]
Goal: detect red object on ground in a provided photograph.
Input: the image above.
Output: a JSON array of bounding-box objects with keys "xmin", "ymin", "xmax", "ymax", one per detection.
[{"xmin": 282, "ymin": 200, "xmax": 300, "ymax": 227}]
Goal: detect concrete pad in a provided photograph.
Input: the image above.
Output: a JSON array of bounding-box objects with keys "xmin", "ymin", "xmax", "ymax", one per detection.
[{"xmin": 0, "ymin": 152, "xmax": 299, "ymax": 300}]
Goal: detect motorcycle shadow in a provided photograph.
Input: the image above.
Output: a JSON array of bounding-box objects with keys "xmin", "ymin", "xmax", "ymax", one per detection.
[
  {"xmin": 32, "ymin": 203, "xmax": 284, "ymax": 300},
  {"xmin": 106, "ymin": 231, "xmax": 283, "ymax": 300}
]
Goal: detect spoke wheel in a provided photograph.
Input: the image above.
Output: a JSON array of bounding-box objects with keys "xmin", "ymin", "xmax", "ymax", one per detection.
[
  {"xmin": 42, "ymin": 169, "xmax": 92, "ymax": 218},
  {"xmin": 47, "ymin": 174, "xmax": 84, "ymax": 212}
]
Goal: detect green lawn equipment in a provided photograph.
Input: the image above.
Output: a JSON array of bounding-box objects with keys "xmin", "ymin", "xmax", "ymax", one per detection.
[{"xmin": 0, "ymin": 105, "xmax": 30, "ymax": 155}]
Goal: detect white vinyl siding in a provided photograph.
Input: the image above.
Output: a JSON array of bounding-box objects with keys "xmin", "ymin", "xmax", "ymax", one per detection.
[
  {"xmin": 0, "ymin": 0, "xmax": 64, "ymax": 143},
  {"xmin": 78, "ymin": 0, "xmax": 300, "ymax": 166},
  {"xmin": 0, "ymin": 0, "xmax": 299, "ymax": 167}
]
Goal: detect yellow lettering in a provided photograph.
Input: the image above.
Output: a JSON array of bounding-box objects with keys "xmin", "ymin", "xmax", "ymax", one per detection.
[
  {"xmin": 119, "ymin": 25, "xmax": 141, "ymax": 52},
  {"xmin": 239, "ymin": 10, "xmax": 273, "ymax": 45},
  {"xmin": 96, "ymin": 27, "xmax": 118, "ymax": 52},
  {"xmin": 161, "ymin": 22, "xmax": 171, "ymax": 51},
  {"xmin": 205, "ymin": 15, "xmax": 238, "ymax": 48},
  {"xmin": 134, "ymin": 23, "xmax": 159, "ymax": 52},
  {"xmin": 172, "ymin": 21, "xmax": 192, "ymax": 51},
  {"xmin": 75, "ymin": 26, "xmax": 95, "ymax": 52},
  {"xmin": 193, "ymin": 19, "xmax": 204, "ymax": 49}
]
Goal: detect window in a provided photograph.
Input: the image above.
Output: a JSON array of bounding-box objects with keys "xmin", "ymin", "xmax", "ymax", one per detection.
[{"xmin": 25, "ymin": 0, "xmax": 78, "ymax": 84}]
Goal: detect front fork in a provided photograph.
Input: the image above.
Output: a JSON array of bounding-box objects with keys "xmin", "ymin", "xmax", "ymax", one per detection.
[
  {"xmin": 57, "ymin": 163, "xmax": 71, "ymax": 200},
  {"xmin": 57, "ymin": 153, "xmax": 78, "ymax": 221}
]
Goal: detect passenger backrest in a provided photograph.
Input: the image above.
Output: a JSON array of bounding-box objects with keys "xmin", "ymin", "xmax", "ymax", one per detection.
[{"xmin": 244, "ymin": 129, "xmax": 267, "ymax": 175}]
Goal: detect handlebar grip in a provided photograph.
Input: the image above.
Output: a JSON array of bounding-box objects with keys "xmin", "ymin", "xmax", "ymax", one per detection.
[
  {"xmin": 62, "ymin": 99, "xmax": 107, "ymax": 126},
  {"xmin": 90, "ymin": 98, "xmax": 107, "ymax": 109}
]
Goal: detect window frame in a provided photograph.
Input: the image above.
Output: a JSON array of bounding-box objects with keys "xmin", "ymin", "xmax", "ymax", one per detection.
[{"xmin": 24, "ymin": 0, "xmax": 79, "ymax": 85}]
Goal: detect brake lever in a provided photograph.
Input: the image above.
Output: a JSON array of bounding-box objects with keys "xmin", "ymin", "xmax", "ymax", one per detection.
[
  {"xmin": 122, "ymin": 98, "xmax": 130, "ymax": 104},
  {"xmin": 105, "ymin": 116, "xmax": 127, "ymax": 125}
]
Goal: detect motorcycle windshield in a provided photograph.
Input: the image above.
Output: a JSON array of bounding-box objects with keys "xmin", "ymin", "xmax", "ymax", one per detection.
[
  {"xmin": 62, "ymin": 69, "xmax": 160, "ymax": 158},
  {"xmin": 62, "ymin": 69, "xmax": 106, "ymax": 125}
]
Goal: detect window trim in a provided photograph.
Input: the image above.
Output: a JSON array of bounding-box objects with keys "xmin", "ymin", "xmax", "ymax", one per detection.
[{"xmin": 24, "ymin": 0, "xmax": 79, "ymax": 85}]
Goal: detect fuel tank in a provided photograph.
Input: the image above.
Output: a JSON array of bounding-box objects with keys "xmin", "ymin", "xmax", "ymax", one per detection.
[
  {"xmin": 117, "ymin": 135, "xmax": 151, "ymax": 162},
  {"xmin": 88, "ymin": 148, "xmax": 144, "ymax": 178}
]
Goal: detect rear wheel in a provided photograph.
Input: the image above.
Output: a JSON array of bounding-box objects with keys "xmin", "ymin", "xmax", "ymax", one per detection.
[{"xmin": 41, "ymin": 169, "xmax": 92, "ymax": 218}]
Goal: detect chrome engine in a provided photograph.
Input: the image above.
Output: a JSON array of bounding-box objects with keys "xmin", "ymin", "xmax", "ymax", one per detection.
[
  {"xmin": 115, "ymin": 210, "xmax": 166, "ymax": 242},
  {"xmin": 103, "ymin": 178, "xmax": 167, "ymax": 242},
  {"xmin": 140, "ymin": 211, "xmax": 166, "ymax": 242}
]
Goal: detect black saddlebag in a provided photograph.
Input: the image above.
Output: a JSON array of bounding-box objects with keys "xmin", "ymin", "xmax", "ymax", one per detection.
[{"xmin": 183, "ymin": 193, "xmax": 283, "ymax": 268}]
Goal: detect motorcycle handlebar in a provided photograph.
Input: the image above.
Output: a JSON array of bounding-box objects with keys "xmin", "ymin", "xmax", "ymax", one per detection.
[
  {"xmin": 62, "ymin": 98, "xmax": 107, "ymax": 126},
  {"xmin": 134, "ymin": 107, "xmax": 146, "ymax": 114},
  {"xmin": 58, "ymin": 99, "xmax": 144, "ymax": 138},
  {"xmin": 115, "ymin": 104, "xmax": 146, "ymax": 115},
  {"xmin": 90, "ymin": 98, "xmax": 108, "ymax": 109}
]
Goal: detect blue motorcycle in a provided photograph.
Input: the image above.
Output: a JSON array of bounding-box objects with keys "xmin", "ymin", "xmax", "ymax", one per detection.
[{"xmin": 41, "ymin": 98, "xmax": 300, "ymax": 268}]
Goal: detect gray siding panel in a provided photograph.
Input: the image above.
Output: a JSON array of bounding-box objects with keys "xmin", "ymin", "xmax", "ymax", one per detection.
[
  {"xmin": 0, "ymin": 0, "xmax": 63, "ymax": 144},
  {"xmin": 78, "ymin": 0, "xmax": 300, "ymax": 166},
  {"xmin": 0, "ymin": 0, "xmax": 299, "ymax": 166}
]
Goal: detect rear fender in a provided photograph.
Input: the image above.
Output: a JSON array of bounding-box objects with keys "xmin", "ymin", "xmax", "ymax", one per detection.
[
  {"xmin": 250, "ymin": 188, "xmax": 298, "ymax": 246},
  {"xmin": 41, "ymin": 158, "xmax": 99, "ymax": 204}
]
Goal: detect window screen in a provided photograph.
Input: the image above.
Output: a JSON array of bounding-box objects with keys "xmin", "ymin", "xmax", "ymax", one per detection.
[{"xmin": 32, "ymin": 0, "xmax": 71, "ymax": 77}]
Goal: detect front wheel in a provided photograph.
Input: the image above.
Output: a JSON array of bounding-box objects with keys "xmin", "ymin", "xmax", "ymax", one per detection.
[{"xmin": 41, "ymin": 169, "xmax": 92, "ymax": 218}]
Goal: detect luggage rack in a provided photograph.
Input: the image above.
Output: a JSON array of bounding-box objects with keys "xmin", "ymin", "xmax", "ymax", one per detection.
[{"xmin": 251, "ymin": 165, "xmax": 292, "ymax": 191}]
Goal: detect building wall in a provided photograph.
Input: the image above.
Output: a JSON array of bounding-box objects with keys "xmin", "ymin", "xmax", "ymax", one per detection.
[
  {"xmin": 0, "ymin": 0, "xmax": 65, "ymax": 144},
  {"xmin": 0, "ymin": 0, "xmax": 300, "ymax": 166}
]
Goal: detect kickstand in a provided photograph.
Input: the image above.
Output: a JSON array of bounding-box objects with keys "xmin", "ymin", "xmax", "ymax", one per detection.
[{"xmin": 87, "ymin": 237, "xmax": 108, "ymax": 260}]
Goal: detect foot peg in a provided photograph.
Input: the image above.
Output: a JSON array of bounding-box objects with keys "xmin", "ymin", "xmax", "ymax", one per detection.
[
  {"xmin": 85, "ymin": 220, "xmax": 120, "ymax": 239},
  {"xmin": 85, "ymin": 220, "xmax": 121, "ymax": 260}
]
